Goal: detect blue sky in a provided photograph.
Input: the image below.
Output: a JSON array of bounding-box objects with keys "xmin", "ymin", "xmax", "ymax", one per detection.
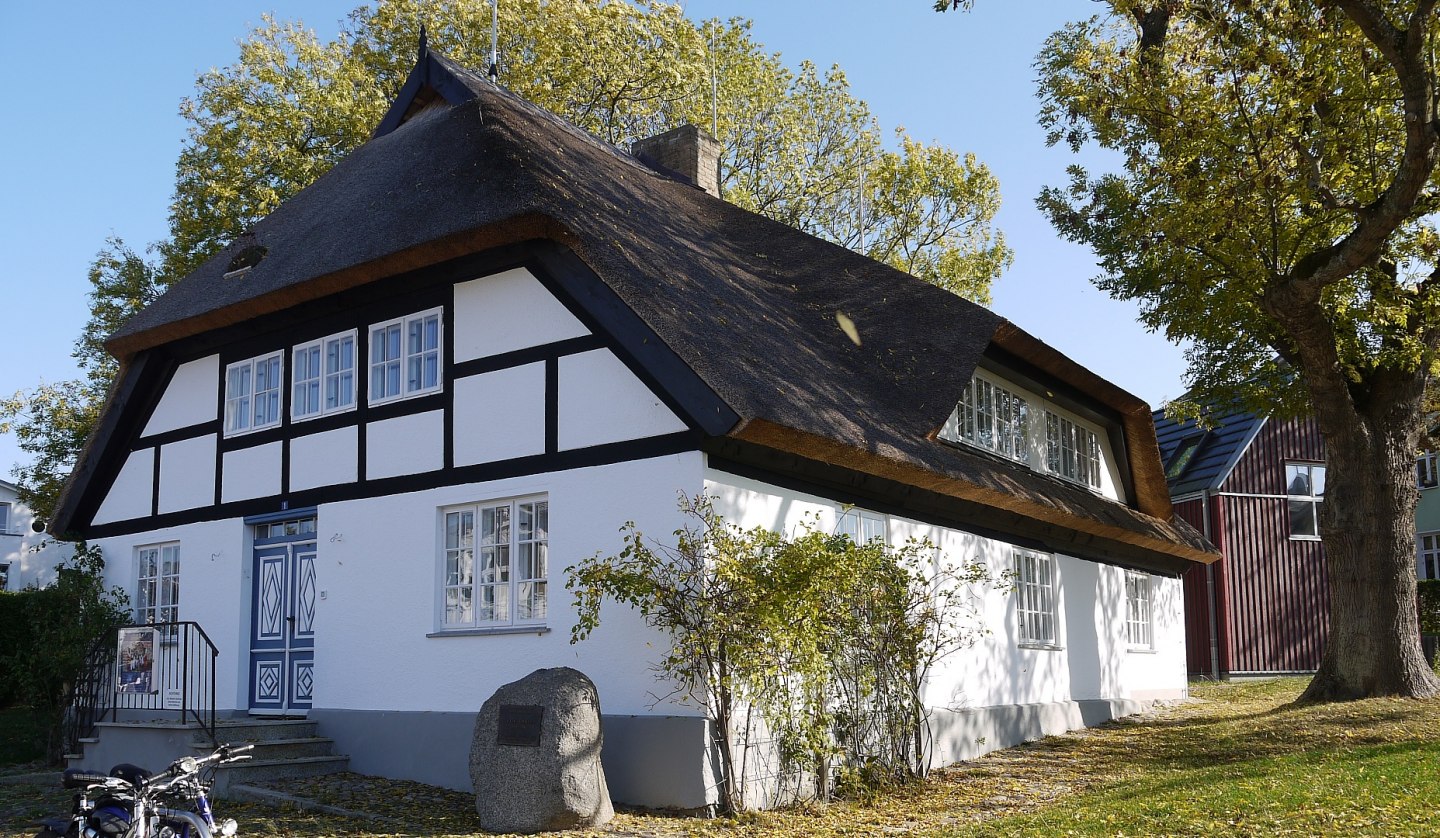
[{"xmin": 0, "ymin": 1, "xmax": 1186, "ymax": 480}]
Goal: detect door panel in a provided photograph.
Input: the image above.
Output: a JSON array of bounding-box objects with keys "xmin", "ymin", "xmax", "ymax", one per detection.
[{"xmin": 249, "ymin": 520, "xmax": 317, "ymax": 714}]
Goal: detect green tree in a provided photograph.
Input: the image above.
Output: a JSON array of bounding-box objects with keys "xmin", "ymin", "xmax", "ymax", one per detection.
[
  {"xmin": 8, "ymin": 0, "xmax": 1012, "ymax": 521},
  {"xmin": 0, "ymin": 239, "xmax": 164, "ymax": 523},
  {"xmin": 1005, "ymin": 1, "xmax": 1440, "ymax": 699}
]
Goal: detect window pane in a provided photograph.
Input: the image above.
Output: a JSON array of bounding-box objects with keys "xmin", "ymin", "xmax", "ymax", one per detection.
[
  {"xmin": 1289, "ymin": 500, "xmax": 1318, "ymax": 537},
  {"xmin": 425, "ymin": 315, "xmax": 439, "ymax": 350},
  {"xmin": 1286, "ymin": 465, "xmax": 1311, "ymax": 496}
]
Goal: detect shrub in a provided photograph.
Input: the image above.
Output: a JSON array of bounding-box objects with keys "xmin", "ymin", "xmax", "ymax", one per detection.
[
  {"xmin": 569, "ymin": 494, "xmax": 998, "ymax": 812},
  {"xmin": 1418, "ymin": 579, "xmax": 1440, "ymax": 635},
  {"xmin": 0, "ymin": 542, "xmax": 129, "ymax": 762}
]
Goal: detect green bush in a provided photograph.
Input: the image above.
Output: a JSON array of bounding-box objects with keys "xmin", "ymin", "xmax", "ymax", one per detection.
[
  {"xmin": 0, "ymin": 543, "xmax": 129, "ymax": 762},
  {"xmin": 1419, "ymin": 579, "xmax": 1440, "ymax": 635}
]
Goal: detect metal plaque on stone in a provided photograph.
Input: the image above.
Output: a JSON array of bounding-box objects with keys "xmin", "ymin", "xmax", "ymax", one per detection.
[{"xmin": 496, "ymin": 704, "xmax": 544, "ymax": 746}]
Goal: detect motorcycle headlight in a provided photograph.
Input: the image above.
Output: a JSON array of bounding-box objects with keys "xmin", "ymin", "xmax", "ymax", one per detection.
[{"xmin": 219, "ymin": 817, "xmax": 239, "ymax": 836}]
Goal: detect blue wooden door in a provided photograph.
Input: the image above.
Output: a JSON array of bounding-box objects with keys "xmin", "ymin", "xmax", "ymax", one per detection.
[{"xmin": 249, "ymin": 517, "xmax": 317, "ymax": 714}]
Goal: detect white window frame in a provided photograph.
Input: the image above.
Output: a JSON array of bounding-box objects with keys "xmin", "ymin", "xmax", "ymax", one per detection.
[
  {"xmin": 224, "ymin": 351, "xmax": 284, "ymax": 436},
  {"xmin": 1015, "ymin": 548, "xmax": 1060, "ymax": 648},
  {"xmin": 1285, "ymin": 461, "xmax": 1326, "ymax": 541},
  {"xmin": 836, "ymin": 506, "xmax": 887, "ymax": 545},
  {"xmin": 369, "ymin": 307, "xmax": 443, "ymax": 405},
  {"xmin": 1419, "ymin": 453, "xmax": 1438, "ymax": 490},
  {"xmin": 438, "ymin": 495, "xmax": 548, "ymax": 631},
  {"xmin": 1124, "ymin": 571, "xmax": 1154, "ymax": 650},
  {"xmin": 946, "ymin": 373, "xmax": 1031, "ymax": 464},
  {"xmin": 292, "ymin": 330, "xmax": 358, "ymax": 421},
  {"xmin": 0, "ymin": 501, "xmax": 10, "ymax": 535},
  {"xmin": 136, "ymin": 543, "xmax": 180, "ymax": 625},
  {"xmin": 1420, "ymin": 532, "xmax": 1440, "ymax": 580},
  {"xmin": 1045, "ymin": 411, "xmax": 1102, "ymax": 489},
  {"xmin": 0, "ymin": 562, "xmax": 9, "ymax": 591}
]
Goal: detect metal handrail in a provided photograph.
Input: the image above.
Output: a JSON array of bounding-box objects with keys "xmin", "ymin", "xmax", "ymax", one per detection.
[{"xmin": 63, "ymin": 622, "xmax": 219, "ymax": 756}]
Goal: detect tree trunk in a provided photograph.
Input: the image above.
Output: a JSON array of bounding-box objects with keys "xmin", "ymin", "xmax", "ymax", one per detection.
[{"xmin": 1299, "ymin": 407, "xmax": 1440, "ymax": 701}]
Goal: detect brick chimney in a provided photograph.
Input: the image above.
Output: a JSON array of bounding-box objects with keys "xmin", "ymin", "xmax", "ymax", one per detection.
[{"xmin": 631, "ymin": 125, "xmax": 722, "ymax": 198}]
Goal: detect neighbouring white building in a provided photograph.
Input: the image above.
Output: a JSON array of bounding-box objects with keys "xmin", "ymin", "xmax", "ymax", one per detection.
[
  {"xmin": 0, "ymin": 478, "xmax": 69, "ymax": 591},
  {"xmin": 51, "ymin": 45, "xmax": 1217, "ymax": 809}
]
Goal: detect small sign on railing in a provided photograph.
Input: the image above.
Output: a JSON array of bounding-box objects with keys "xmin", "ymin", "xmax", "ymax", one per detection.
[{"xmin": 116, "ymin": 627, "xmax": 157, "ymax": 695}]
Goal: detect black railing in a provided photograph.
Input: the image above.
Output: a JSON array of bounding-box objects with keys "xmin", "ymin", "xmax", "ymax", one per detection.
[{"xmin": 63, "ymin": 622, "xmax": 219, "ymax": 757}]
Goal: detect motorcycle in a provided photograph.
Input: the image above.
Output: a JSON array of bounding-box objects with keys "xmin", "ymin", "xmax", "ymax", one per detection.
[{"xmin": 35, "ymin": 743, "xmax": 254, "ymax": 838}]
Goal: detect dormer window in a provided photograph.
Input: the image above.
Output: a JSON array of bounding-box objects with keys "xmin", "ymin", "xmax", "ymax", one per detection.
[
  {"xmin": 1046, "ymin": 412, "xmax": 1101, "ymax": 489},
  {"xmin": 942, "ymin": 370, "xmax": 1115, "ymax": 497},
  {"xmin": 947, "ymin": 374, "xmax": 1030, "ymax": 464}
]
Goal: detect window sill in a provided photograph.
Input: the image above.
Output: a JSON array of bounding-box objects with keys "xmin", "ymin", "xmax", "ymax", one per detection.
[
  {"xmin": 427, "ymin": 626, "xmax": 551, "ymax": 638},
  {"xmin": 1018, "ymin": 642, "xmax": 1064, "ymax": 652},
  {"xmin": 1126, "ymin": 646, "xmax": 1157, "ymax": 655},
  {"xmin": 1288, "ymin": 535, "xmax": 1322, "ymax": 542}
]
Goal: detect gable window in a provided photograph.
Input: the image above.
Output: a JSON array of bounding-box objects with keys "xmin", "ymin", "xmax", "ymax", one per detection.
[
  {"xmin": 224, "ymin": 352, "xmax": 284, "ymax": 436},
  {"xmin": 136, "ymin": 543, "xmax": 180, "ymax": 625},
  {"xmin": 370, "ymin": 308, "xmax": 442, "ymax": 404},
  {"xmin": 837, "ymin": 507, "xmax": 886, "ymax": 545},
  {"xmin": 1419, "ymin": 454, "xmax": 1438, "ymax": 490},
  {"xmin": 441, "ymin": 496, "xmax": 548, "ymax": 630},
  {"xmin": 1016, "ymin": 548, "xmax": 1059, "ymax": 647},
  {"xmin": 1285, "ymin": 462, "xmax": 1326, "ymax": 540},
  {"xmin": 293, "ymin": 330, "xmax": 357, "ymax": 420},
  {"xmin": 1125, "ymin": 571, "xmax": 1154, "ymax": 649},
  {"xmin": 949, "ymin": 375, "xmax": 1030, "ymax": 463},
  {"xmin": 1046, "ymin": 413, "xmax": 1101, "ymax": 489}
]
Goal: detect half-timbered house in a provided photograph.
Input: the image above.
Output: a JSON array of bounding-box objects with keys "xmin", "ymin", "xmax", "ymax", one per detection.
[{"xmin": 53, "ymin": 45, "xmax": 1216, "ymax": 808}]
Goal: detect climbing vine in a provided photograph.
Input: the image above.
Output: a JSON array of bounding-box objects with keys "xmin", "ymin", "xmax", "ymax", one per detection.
[{"xmin": 569, "ymin": 494, "xmax": 998, "ymax": 812}]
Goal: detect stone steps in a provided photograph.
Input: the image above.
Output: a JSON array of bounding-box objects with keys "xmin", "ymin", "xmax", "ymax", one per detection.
[{"xmin": 66, "ymin": 716, "xmax": 348, "ymax": 796}]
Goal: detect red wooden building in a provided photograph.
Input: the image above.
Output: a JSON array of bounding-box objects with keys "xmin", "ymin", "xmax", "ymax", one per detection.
[{"xmin": 1154, "ymin": 408, "xmax": 1329, "ymax": 678}]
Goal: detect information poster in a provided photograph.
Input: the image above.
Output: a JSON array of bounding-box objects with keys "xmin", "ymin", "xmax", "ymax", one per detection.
[{"xmin": 116, "ymin": 628, "xmax": 156, "ymax": 694}]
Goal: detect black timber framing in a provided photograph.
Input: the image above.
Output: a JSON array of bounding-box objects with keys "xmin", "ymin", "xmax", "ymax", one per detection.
[
  {"xmin": 83, "ymin": 432, "xmax": 699, "ymax": 539},
  {"xmin": 52, "ymin": 352, "xmax": 170, "ymax": 538},
  {"xmin": 55, "ymin": 240, "xmax": 736, "ymax": 538},
  {"xmin": 704, "ymin": 437, "xmax": 1193, "ymax": 578}
]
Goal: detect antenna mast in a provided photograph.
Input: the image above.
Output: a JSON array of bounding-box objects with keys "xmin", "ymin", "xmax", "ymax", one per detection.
[
  {"xmin": 488, "ymin": 1, "xmax": 500, "ymax": 82},
  {"xmin": 709, "ymin": 21, "xmax": 719, "ymax": 137}
]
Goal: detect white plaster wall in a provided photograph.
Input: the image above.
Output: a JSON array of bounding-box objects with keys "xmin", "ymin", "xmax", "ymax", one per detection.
[
  {"xmin": 95, "ymin": 518, "xmax": 252, "ymax": 713},
  {"xmin": 158, "ymin": 436, "xmax": 218, "ymax": 515},
  {"xmin": 290, "ymin": 427, "xmax": 359, "ymax": 492},
  {"xmin": 143, "ymin": 355, "xmax": 220, "ymax": 437},
  {"xmin": 366, "ymin": 411, "xmax": 444, "ymax": 479},
  {"xmin": 558, "ymin": 350, "xmax": 686, "ymax": 450},
  {"xmin": 704, "ymin": 469, "xmax": 1188, "ymax": 712},
  {"xmin": 314, "ymin": 451, "xmax": 707, "ymax": 717},
  {"xmin": 453, "ymin": 363, "xmax": 546, "ymax": 465},
  {"xmin": 0, "ymin": 483, "xmax": 69, "ymax": 590},
  {"xmin": 453, "ymin": 268, "xmax": 590, "ymax": 362},
  {"xmin": 93, "ymin": 449, "xmax": 156, "ymax": 526},
  {"xmin": 221, "ymin": 441, "xmax": 283, "ymax": 503}
]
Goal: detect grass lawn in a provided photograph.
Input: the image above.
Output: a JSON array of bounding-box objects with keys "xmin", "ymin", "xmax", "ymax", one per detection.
[{"xmin": 3, "ymin": 678, "xmax": 1438, "ymax": 837}]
